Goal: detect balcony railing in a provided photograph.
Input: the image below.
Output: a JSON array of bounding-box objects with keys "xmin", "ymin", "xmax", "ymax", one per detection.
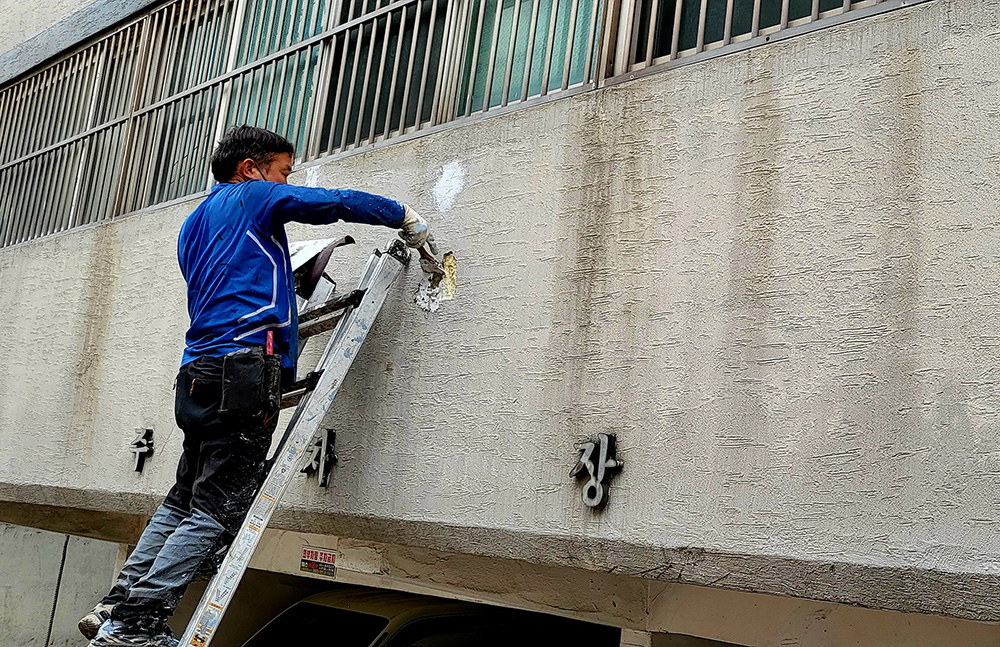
[{"xmin": 0, "ymin": 0, "xmax": 919, "ymax": 249}]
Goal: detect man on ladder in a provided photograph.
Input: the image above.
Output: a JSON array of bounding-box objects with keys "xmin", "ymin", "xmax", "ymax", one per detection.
[{"xmin": 79, "ymin": 125, "xmax": 434, "ymax": 647}]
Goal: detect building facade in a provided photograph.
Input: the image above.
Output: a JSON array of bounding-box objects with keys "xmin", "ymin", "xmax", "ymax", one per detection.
[{"xmin": 2, "ymin": 0, "xmax": 1000, "ymax": 645}]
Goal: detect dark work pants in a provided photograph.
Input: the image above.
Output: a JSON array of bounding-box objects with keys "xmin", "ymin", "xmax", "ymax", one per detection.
[{"xmin": 104, "ymin": 357, "xmax": 277, "ymax": 627}]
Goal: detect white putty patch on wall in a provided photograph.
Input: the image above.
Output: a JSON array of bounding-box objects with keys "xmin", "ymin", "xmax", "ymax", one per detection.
[
  {"xmin": 414, "ymin": 278, "xmax": 442, "ymax": 313},
  {"xmin": 305, "ymin": 166, "xmax": 320, "ymax": 187},
  {"xmin": 433, "ymin": 160, "xmax": 465, "ymax": 213}
]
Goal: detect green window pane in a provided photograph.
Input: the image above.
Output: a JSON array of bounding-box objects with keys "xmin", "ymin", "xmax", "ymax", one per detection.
[
  {"xmin": 468, "ymin": 0, "xmax": 497, "ymax": 109},
  {"xmin": 372, "ymin": 10, "xmax": 405, "ymax": 136},
  {"xmin": 403, "ymin": 2, "xmax": 433, "ymax": 128},
  {"xmin": 731, "ymin": 0, "xmax": 754, "ymax": 37},
  {"xmin": 677, "ymin": 0, "xmax": 702, "ymax": 52},
  {"xmin": 385, "ymin": 6, "xmax": 418, "ymax": 134},
  {"xmin": 525, "ymin": 0, "xmax": 552, "ymax": 97},
  {"xmin": 567, "ymin": 0, "xmax": 603, "ymax": 85},
  {"xmin": 238, "ymin": 0, "xmax": 327, "ymax": 65},
  {"xmin": 790, "ymin": 0, "xmax": 812, "ymax": 20},
  {"xmin": 457, "ymin": 2, "xmax": 481, "ymax": 111},
  {"xmin": 544, "ymin": 0, "xmax": 573, "ymax": 90},
  {"xmin": 290, "ymin": 47, "xmax": 320, "ymax": 150},
  {"xmin": 420, "ymin": 0, "xmax": 448, "ymax": 125},
  {"xmin": 319, "ymin": 0, "xmax": 446, "ymax": 151},
  {"xmin": 505, "ymin": 0, "xmax": 534, "ymax": 102},
  {"xmin": 637, "ymin": 0, "xmax": 831, "ymax": 61},
  {"xmin": 490, "ymin": 0, "xmax": 518, "ymax": 106},
  {"xmin": 704, "ymin": 0, "xmax": 729, "ymax": 46},
  {"xmin": 250, "ymin": 0, "xmax": 274, "ymax": 61},
  {"xmin": 759, "ymin": 0, "xmax": 782, "ymax": 29},
  {"xmin": 652, "ymin": 2, "xmax": 675, "ymax": 59},
  {"xmin": 466, "ymin": 0, "xmax": 602, "ymax": 111}
]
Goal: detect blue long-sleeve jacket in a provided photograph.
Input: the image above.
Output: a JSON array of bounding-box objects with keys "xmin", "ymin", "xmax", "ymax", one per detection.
[{"xmin": 177, "ymin": 180, "xmax": 405, "ymax": 378}]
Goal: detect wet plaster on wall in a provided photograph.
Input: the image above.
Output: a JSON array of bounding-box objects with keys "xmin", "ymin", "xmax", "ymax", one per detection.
[{"xmin": 2, "ymin": 0, "xmax": 1000, "ymax": 626}]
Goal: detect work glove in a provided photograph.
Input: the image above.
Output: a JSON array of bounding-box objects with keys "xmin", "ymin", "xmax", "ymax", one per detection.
[{"xmin": 398, "ymin": 204, "xmax": 435, "ymax": 251}]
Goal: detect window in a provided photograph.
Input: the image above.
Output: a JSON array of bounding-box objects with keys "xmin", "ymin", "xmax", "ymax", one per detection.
[
  {"xmin": 121, "ymin": 0, "xmax": 233, "ymax": 211},
  {"xmin": 220, "ymin": 0, "xmax": 328, "ymax": 147},
  {"xmin": 460, "ymin": 0, "xmax": 605, "ymax": 113},
  {"xmin": 0, "ymin": 19, "xmax": 145, "ymax": 246},
  {"xmin": 236, "ymin": 0, "xmax": 328, "ymax": 65},
  {"xmin": 0, "ymin": 0, "xmax": 922, "ymax": 248},
  {"xmin": 629, "ymin": 0, "xmax": 858, "ymax": 68},
  {"xmin": 314, "ymin": 0, "xmax": 603, "ymax": 155},
  {"xmin": 317, "ymin": 0, "xmax": 451, "ymax": 155}
]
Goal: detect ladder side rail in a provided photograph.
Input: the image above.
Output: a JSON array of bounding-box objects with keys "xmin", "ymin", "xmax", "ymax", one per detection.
[{"xmin": 280, "ymin": 247, "xmax": 388, "ymax": 456}]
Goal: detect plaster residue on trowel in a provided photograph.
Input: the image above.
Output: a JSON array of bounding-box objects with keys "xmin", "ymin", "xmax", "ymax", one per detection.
[{"xmin": 415, "ymin": 252, "xmax": 457, "ymax": 313}]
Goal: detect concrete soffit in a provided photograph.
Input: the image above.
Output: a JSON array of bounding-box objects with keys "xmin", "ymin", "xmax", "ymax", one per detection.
[{"xmin": 2, "ymin": 484, "xmax": 1000, "ymax": 625}]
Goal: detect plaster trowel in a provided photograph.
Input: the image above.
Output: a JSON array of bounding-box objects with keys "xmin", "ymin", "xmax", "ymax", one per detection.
[{"xmin": 418, "ymin": 245, "xmax": 445, "ymax": 280}]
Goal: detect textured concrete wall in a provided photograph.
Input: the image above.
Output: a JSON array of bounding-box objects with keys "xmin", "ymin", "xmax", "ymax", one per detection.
[
  {"xmin": 0, "ymin": 0, "xmax": 159, "ymax": 84},
  {"xmin": 0, "ymin": 522, "xmax": 119, "ymax": 646},
  {"xmin": 0, "ymin": 0, "xmax": 96, "ymax": 56},
  {"xmin": 2, "ymin": 0, "xmax": 1000, "ymax": 627}
]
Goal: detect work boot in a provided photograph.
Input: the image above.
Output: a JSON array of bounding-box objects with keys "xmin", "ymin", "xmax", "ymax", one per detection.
[
  {"xmin": 79, "ymin": 602, "xmax": 114, "ymax": 639},
  {"xmin": 88, "ymin": 619, "xmax": 179, "ymax": 647}
]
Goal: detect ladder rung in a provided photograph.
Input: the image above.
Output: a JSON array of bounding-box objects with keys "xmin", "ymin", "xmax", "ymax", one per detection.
[
  {"xmin": 298, "ymin": 288, "xmax": 366, "ymax": 324},
  {"xmin": 280, "ymin": 371, "xmax": 323, "ymax": 409},
  {"xmin": 298, "ymin": 312, "xmax": 346, "ymax": 339}
]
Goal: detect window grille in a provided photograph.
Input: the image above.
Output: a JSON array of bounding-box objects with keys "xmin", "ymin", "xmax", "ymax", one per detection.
[
  {"xmin": 0, "ymin": 0, "xmax": 921, "ymax": 249},
  {"xmin": 615, "ymin": 0, "xmax": 906, "ymax": 78},
  {"xmin": 0, "ymin": 20, "xmax": 146, "ymax": 247}
]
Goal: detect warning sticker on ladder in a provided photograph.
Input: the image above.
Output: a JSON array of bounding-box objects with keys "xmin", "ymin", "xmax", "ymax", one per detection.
[{"xmin": 300, "ymin": 546, "xmax": 337, "ymax": 578}]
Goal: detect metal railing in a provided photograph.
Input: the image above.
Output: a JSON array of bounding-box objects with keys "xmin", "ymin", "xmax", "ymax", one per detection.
[
  {"xmin": 0, "ymin": 0, "xmax": 914, "ymax": 249},
  {"xmin": 608, "ymin": 0, "xmax": 906, "ymax": 79}
]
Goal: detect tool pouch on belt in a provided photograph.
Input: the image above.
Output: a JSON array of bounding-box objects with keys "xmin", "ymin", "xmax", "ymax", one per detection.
[{"xmin": 219, "ymin": 347, "xmax": 282, "ymax": 418}]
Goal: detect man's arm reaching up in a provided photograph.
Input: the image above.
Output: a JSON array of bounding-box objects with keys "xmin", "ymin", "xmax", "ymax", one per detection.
[{"xmin": 254, "ymin": 182, "xmax": 432, "ymax": 249}]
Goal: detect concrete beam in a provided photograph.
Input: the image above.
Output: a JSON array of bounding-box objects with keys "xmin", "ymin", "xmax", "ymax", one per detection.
[
  {"xmin": 246, "ymin": 527, "xmax": 1000, "ymax": 647},
  {"xmin": 6, "ymin": 480, "xmax": 1000, "ymax": 625},
  {"xmin": 0, "ymin": 499, "xmax": 147, "ymax": 544}
]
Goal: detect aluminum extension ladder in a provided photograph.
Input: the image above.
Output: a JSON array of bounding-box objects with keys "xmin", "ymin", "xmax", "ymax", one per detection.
[{"xmin": 179, "ymin": 239, "xmax": 410, "ymax": 647}]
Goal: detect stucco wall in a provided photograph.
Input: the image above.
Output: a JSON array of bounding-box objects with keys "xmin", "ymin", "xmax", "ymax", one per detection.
[
  {"xmin": 0, "ymin": 0, "xmax": 159, "ymax": 84},
  {"xmin": 0, "ymin": 0, "xmax": 97, "ymax": 56},
  {"xmin": 2, "ymin": 0, "xmax": 1000, "ymax": 624}
]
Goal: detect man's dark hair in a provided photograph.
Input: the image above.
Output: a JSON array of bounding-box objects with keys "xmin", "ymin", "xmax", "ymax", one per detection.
[{"xmin": 211, "ymin": 126, "xmax": 296, "ymax": 182}]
